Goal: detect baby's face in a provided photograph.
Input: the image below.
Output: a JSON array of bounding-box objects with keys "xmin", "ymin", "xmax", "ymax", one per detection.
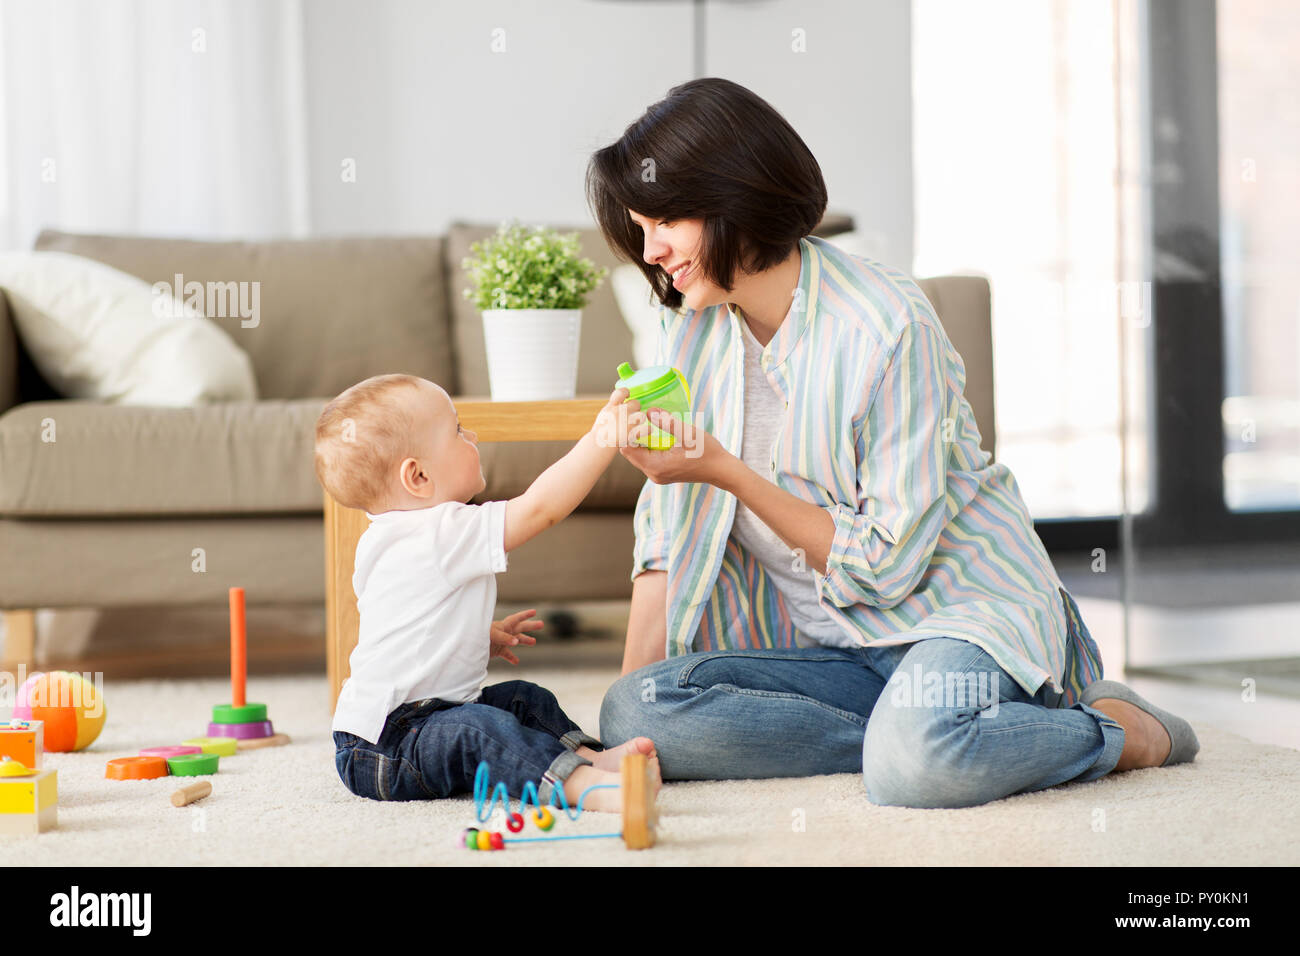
[{"xmin": 403, "ymin": 380, "xmax": 485, "ymax": 504}]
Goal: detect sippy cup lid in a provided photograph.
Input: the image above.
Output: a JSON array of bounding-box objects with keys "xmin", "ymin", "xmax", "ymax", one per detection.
[{"xmin": 615, "ymin": 362, "xmax": 679, "ymax": 398}]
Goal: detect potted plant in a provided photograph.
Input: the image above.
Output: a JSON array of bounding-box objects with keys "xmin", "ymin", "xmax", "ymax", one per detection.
[{"xmin": 462, "ymin": 221, "xmax": 608, "ymax": 401}]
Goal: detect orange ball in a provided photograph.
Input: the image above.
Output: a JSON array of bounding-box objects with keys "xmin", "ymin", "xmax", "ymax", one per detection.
[{"xmin": 15, "ymin": 671, "xmax": 106, "ymax": 752}]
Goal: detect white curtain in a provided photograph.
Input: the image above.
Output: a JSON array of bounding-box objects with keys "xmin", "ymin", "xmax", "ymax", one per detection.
[{"xmin": 0, "ymin": 0, "xmax": 310, "ymax": 251}]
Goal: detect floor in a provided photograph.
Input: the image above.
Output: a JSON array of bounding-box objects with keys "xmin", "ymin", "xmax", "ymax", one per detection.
[
  {"xmin": 8, "ymin": 558, "xmax": 1300, "ymax": 756},
  {"xmin": 6, "ymin": 579, "xmax": 1299, "ymax": 865},
  {"xmin": 5, "ymin": 664, "xmax": 1297, "ymax": 866}
]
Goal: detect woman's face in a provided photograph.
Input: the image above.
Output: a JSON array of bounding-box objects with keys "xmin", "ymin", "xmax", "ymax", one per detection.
[{"xmin": 628, "ymin": 211, "xmax": 726, "ymax": 311}]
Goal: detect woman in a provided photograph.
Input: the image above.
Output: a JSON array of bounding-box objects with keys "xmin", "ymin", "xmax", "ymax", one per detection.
[{"xmin": 587, "ymin": 78, "xmax": 1200, "ymax": 808}]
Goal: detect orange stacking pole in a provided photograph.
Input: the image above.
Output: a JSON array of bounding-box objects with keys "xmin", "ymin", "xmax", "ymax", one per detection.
[{"xmin": 229, "ymin": 587, "xmax": 246, "ymax": 708}]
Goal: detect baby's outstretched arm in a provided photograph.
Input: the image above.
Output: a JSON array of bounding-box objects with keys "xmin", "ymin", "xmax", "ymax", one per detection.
[{"xmin": 502, "ymin": 388, "xmax": 642, "ymax": 553}]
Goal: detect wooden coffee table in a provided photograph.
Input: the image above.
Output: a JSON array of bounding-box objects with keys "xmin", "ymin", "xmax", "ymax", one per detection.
[{"xmin": 324, "ymin": 396, "xmax": 607, "ymax": 711}]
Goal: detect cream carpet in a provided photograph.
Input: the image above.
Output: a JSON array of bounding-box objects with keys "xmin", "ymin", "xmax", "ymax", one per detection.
[{"xmin": 5, "ymin": 666, "xmax": 1299, "ymax": 866}]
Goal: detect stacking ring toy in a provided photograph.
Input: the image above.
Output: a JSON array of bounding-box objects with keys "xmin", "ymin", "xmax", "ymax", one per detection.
[
  {"xmin": 106, "ymin": 756, "xmax": 169, "ymax": 780},
  {"xmin": 166, "ymin": 753, "xmax": 220, "ymax": 776},
  {"xmin": 140, "ymin": 745, "xmax": 202, "ymax": 759}
]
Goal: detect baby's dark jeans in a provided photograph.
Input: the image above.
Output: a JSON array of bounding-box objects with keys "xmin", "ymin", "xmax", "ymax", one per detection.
[{"xmin": 333, "ymin": 680, "xmax": 603, "ymax": 802}]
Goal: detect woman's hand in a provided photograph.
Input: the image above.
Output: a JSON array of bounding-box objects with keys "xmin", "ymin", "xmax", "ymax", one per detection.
[
  {"xmin": 619, "ymin": 408, "xmax": 736, "ymax": 487},
  {"xmin": 489, "ymin": 607, "xmax": 543, "ymax": 665}
]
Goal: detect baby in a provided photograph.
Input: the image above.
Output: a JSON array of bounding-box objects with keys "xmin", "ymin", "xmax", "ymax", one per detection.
[{"xmin": 314, "ymin": 373, "xmax": 659, "ymax": 811}]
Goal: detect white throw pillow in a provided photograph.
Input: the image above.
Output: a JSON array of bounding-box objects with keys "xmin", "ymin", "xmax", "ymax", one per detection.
[
  {"xmin": 610, "ymin": 263, "xmax": 665, "ymax": 370},
  {"xmin": 0, "ymin": 251, "xmax": 257, "ymax": 405}
]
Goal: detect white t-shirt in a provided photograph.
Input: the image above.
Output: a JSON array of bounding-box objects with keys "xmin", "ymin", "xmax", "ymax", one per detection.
[
  {"xmin": 729, "ymin": 316, "xmax": 854, "ymax": 647},
  {"xmin": 331, "ymin": 499, "xmax": 509, "ymax": 743}
]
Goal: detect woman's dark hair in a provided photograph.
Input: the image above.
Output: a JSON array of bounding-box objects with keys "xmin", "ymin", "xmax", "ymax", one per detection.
[{"xmin": 586, "ymin": 77, "xmax": 828, "ymax": 311}]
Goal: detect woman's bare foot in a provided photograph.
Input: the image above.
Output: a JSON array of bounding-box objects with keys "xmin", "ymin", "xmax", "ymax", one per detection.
[
  {"xmin": 578, "ymin": 737, "xmax": 656, "ymax": 772},
  {"xmin": 1089, "ymin": 697, "xmax": 1172, "ymax": 771}
]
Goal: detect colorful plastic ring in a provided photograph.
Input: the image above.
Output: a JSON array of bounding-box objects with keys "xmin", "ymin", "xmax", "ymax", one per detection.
[
  {"xmin": 489, "ymin": 832, "xmax": 505, "ymax": 850},
  {"xmin": 106, "ymin": 756, "xmax": 169, "ymax": 780},
  {"xmin": 166, "ymin": 753, "xmax": 220, "ymax": 776},
  {"xmin": 211, "ymin": 703, "xmax": 269, "ymax": 724},
  {"xmin": 140, "ymin": 745, "xmax": 202, "ymax": 759},
  {"xmin": 533, "ymin": 806, "xmax": 555, "ymax": 831},
  {"xmin": 476, "ymin": 830, "xmax": 492, "ymax": 850},
  {"xmin": 506, "ymin": 812, "xmax": 525, "ymax": 833},
  {"xmin": 205, "ymin": 720, "xmax": 275, "ymax": 739},
  {"xmin": 182, "ymin": 737, "xmax": 239, "ymax": 757}
]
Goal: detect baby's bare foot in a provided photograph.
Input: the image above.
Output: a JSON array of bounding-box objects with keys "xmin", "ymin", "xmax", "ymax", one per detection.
[{"xmin": 563, "ymin": 764, "xmax": 624, "ymax": 813}]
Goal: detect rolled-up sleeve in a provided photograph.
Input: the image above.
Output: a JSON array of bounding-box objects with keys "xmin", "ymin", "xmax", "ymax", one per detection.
[
  {"xmin": 815, "ymin": 321, "xmax": 951, "ymax": 609},
  {"xmin": 630, "ymin": 477, "xmax": 671, "ymax": 580}
]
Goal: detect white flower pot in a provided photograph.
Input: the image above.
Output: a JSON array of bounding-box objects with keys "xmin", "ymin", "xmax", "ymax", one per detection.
[{"xmin": 481, "ymin": 309, "xmax": 582, "ymax": 401}]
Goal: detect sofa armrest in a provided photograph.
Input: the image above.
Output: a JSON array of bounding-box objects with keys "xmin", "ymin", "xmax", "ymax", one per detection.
[{"xmin": 0, "ymin": 290, "xmax": 19, "ymax": 414}]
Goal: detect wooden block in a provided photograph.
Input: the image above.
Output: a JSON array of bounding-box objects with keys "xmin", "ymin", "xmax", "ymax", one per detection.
[
  {"xmin": 0, "ymin": 767, "xmax": 57, "ymax": 833},
  {"xmin": 0, "ymin": 720, "xmax": 43, "ymax": 769},
  {"xmin": 620, "ymin": 753, "xmax": 657, "ymax": 850}
]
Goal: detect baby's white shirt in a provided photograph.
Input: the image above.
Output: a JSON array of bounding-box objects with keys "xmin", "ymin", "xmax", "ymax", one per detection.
[{"xmin": 331, "ymin": 499, "xmax": 508, "ymax": 744}]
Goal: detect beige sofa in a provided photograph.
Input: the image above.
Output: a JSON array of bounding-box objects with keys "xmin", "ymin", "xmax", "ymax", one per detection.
[{"xmin": 0, "ymin": 220, "xmax": 994, "ymax": 666}]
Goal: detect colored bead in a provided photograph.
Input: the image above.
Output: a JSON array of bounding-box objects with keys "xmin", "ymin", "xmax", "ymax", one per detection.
[
  {"xmin": 489, "ymin": 832, "xmax": 504, "ymax": 850},
  {"xmin": 506, "ymin": 812, "xmax": 524, "ymax": 833},
  {"xmin": 533, "ymin": 806, "xmax": 555, "ymax": 831},
  {"xmin": 463, "ymin": 828, "xmax": 479, "ymax": 850},
  {"xmin": 476, "ymin": 830, "xmax": 492, "ymax": 850}
]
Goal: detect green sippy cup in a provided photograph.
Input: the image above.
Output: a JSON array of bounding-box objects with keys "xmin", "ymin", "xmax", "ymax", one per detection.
[{"xmin": 615, "ymin": 361, "xmax": 692, "ymax": 450}]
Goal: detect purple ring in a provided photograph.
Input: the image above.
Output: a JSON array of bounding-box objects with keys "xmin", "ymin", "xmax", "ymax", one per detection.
[{"xmin": 205, "ymin": 720, "xmax": 275, "ymax": 739}]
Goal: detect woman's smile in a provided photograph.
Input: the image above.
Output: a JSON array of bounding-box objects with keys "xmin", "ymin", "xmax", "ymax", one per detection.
[{"xmin": 670, "ymin": 260, "xmax": 695, "ymax": 291}]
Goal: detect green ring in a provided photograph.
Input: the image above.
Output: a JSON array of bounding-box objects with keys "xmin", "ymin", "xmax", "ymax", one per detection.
[
  {"xmin": 211, "ymin": 702, "xmax": 267, "ymax": 724},
  {"xmin": 167, "ymin": 753, "xmax": 220, "ymax": 776}
]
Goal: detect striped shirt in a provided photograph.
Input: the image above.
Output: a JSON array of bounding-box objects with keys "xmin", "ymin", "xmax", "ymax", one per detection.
[{"xmin": 631, "ymin": 235, "xmax": 1104, "ymax": 706}]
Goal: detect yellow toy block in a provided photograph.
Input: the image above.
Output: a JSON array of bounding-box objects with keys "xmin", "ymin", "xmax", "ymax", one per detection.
[
  {"xmin": 0, "ymin": 720, "xmax": 43, "ymax": 769},
  {"xmin": 0, "ymin": 758, "xmax": 57, "ymax": 835}
]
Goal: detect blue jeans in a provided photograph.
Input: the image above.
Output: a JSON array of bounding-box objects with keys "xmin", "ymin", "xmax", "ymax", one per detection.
[
  {"xmin": 599, "ymin": 637, "xmax": 1125, "ymax": 808},
  {"xmin": 334, "ymin": 680, "xmax": 602, "ymax": 802}
]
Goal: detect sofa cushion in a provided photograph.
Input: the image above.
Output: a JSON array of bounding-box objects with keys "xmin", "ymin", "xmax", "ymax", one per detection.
[
  {"xmin": 915, "ymin": 276, "xmax": 996, "ymax": 461},
  {"xmin": 33, "ymin": 231, "xmax": 451, "ymax": 401},
  {"xmin": 0, "ymin": 400, "xmax": 647, "ymax": 518},
  {"xmin": 0, "ymin": 400, "xmax": 326, "ymax": 517},
  {"xmin": 0, "ymin": 292, "xmax": 18, "ymax": 412},
  {"xmin": 0, "ymin": 251, "xmax": 257, "ymax": 405}
]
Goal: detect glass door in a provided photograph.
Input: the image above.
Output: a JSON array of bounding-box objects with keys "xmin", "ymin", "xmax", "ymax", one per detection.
[{"xmin": 1121, "ymin": 0, "xmax": 1300, "ymax": 693}]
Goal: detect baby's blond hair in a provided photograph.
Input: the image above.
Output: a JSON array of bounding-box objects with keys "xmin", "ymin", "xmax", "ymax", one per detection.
[{"xmin": 314, "ymin": 374, "xmax": 426, "ymax": 512}]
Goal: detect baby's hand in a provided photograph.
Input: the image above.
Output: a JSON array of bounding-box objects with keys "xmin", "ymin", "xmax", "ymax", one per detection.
[
  {"xmin": 489, "ymin": 608, "xmax": 543, "ymax": 665},
  {"xmin": 594, "ymin": 387, "xmax": 643, "ymax": 449}
]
